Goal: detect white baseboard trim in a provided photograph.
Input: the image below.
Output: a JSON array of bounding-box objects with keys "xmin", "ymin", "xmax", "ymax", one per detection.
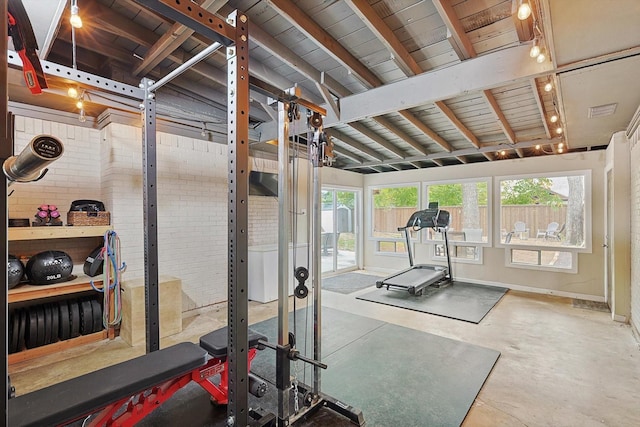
[
  {"xmin": 613, "ymin": 314, "xmax": 628, "ymax": 323},
  {"xmin": 448, "ymin": 276, "xmax": 606, "ymax": 302}
]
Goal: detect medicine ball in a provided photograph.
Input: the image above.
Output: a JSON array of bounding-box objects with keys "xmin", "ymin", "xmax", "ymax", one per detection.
[
  {"xmin": 26, "ymin": 251, "xmax": 73, "ymax": 285},
  {"xmin": 83, "ymin": 246, "xmax": 104, "ymax": 277},
  {"xmin": 8, "ymin": 255, "xmax": 24, "ymax": 289}
]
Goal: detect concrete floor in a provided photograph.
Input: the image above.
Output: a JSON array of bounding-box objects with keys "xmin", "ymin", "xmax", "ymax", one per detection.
[{"xmin": 9, "ymin": 272, "xmax": 640, "ymax": 427}]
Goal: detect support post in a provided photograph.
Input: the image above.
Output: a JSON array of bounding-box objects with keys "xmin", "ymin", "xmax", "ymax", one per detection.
[
  {"xmin": 226, "ymin": 11, "xmax": 250, "ymax": 427},
  {"xmin": 276, "ymin": 101, "xmax": 291, "ymax": 424},
  {"xmin": 1, "ymin": 0, "xmax": 9, "ymax": 422},
  {"xmin": 141, "ymin": 77, "xmax": 160, "ymax": 353},
  {"xmin": 311, "ymin": 162, "xmax": 322, "ymax": 394}
]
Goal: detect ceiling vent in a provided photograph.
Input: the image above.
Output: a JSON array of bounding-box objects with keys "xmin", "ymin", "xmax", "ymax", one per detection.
[{"xmin": 588, "ymin": 103, "xmax": 617, "ymax": 118}]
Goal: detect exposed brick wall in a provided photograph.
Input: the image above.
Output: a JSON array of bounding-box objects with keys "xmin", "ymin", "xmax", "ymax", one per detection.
[
  {"xmin": 11, "ymin": 117, "xmax": 280, "ymax": 312},
  {"xmin": 629, "ymin": 126, "xmax": 640, "ymax": 332}
]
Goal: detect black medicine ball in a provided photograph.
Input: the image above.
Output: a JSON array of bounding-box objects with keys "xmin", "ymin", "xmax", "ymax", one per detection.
[
  {"xmin": 25, "ymin": 251, "xmax": 73, "ymax": 285},
  {"xmin": 8, "ymin": 255, "xmax": 24, "ymax": 289}
]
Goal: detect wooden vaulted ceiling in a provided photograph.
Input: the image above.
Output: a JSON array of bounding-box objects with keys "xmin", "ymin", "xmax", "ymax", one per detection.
[{"xmin": 10, "ymin": 0, "xmax": 640, "ymax": 173}]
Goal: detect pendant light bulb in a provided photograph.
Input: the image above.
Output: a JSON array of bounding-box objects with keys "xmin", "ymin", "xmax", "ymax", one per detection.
[
  {"xmin": 76, "ymin": 99, "xmax": 84, "ymax": 109},
  {"xmin": 555, "ymin": 127, "xmax": 563, "ymax": 135},
  {"xmin": 530, "ymin": 39, "xmax": 540, "ymax": 58},
  {"xmin": 550, "ymin": 114, "xmax": 558, "ymax": 123},
  {"xmin": 535, "ymin": 144, "xmax": 541, "ymax": 150},
  {"xmin": 517, "ymin": 1, "xmax": 532, "ymax": 20},
  {"xmin": 558, "ymin": 142, "xmax": 564, "ymax": 149},
  {"xmin": 500, "ymin": 150, "xmax": 506, "ymax": 156},
  {"xmin": 70, "ymin": 4, "xmax": 82, "ymax": 29},
  {"xmin": 67, "ymin": 87, "xmax": 78, "ymax": 98},
  {"xmin": 78, "ymin": 109, "xmax": 86, "ymax": 123},
  {"xmin": 544, "ymin": 82, "xmax": 553, "ymax": 92},
  {"xmin": 536, "ymin": 50, "xmax": 547, "ymax": 63},
  {"xmin": 558, "ymin": 147, "xmax": 564, "ymax": 153}
]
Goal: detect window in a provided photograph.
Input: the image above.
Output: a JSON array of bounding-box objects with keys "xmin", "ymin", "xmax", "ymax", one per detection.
[
  {"xmin": 498, "ymin": 171, "xmax": 590, "ymax": 272},
  {"xmin": 370, "ymin": 184, "xmax": 419, "ymax": 254}
]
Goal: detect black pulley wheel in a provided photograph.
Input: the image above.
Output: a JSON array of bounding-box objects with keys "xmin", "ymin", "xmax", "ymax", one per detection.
[
  {"xmin": 25, "ymin": 308, "xmax": 38, "ymax": 349},
  {"xmin": 294, "ymin": 284, "xmax": 308, "ymax": 299},
  {"xmin": 91, "ymin": 299, "xmax": 103, "ymax": 333},
  {"xmin": 36, "ymin": 305, "xmax": 46, "ymax": 347},
  {"xmin": 79, "ymin": 299, "xmax": 93, "ymax": 335},
  {"xmin": 43, "ymin": 304, "xmax": 52, "ymax": 345},
  {"xmin": 58, "ymin": 301, "xmax": 70, "ymax": 341},
  {"xmin": 303, "ymin": 391, "xmax": 314, "ymax": 407},
  {"xmin": 294, "ymin": 266, "xmax": 309, "ymax": 281},
  {"xmin": 51, "ymin": 303, "xmax": 59, "ymax": 343},
  {"xmin": 69, "ymin": 301, "xmax": 80, "ymax": 338}
]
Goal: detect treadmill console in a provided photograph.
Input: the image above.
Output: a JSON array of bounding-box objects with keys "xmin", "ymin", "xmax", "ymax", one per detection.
[{"xmin": 405, "ymin": 208, "xmax": 450, "ymax": 230}]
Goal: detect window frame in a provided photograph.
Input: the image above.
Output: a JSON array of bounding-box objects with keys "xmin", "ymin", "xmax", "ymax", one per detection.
[
  {"xmin": 504, "ymin": 247, "xmax": 578, "ymax": 274},
  {"xmin": 368, "ymin": 182, "xmax": 421, "ymax": 256},
  {"xmin": 495, "ymin": 170, "xmax": 592, "ymax": 254},
  {"xmin": 422, "ymin": 178, "xmax": 491, "ymax": 264}
]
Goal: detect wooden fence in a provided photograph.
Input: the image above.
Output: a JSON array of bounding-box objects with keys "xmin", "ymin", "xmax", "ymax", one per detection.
[{"xmin": 374, "ymin": 205, "xmax": 567, "ymax": 236}]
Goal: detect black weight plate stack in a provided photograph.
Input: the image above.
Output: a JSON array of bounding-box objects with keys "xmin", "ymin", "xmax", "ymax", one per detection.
[
  {"xmin": 17, "ymin": 309, "xmax": 27, "ymax": 352},
  {"xmin": 69, "ymin": 300, "xmax": 80, "ymax": 338},
  {"xmin": 25, "ymin": 308, "xmax": 37, "ymax": 349},
  {"xmin": 43, "ymin": 304, "xmax": 52, "ymax": 345},
  {"xmin": 58, "ymin": 301, "xmax": 70, "ymax": 341},
  {"xmin": 36, "ymin": 306, "xmax": 46, "ymax": 347},
  {"xmin": 51, "ymin": 303, "xmax": 59, "ymax": 343},
  {"xmin": 91, "ymin": 299, "xmax": 103, "ymax": 333},
  {"xmin": 9, "ymin": 311, "xmax": 18, "ymax": 354},
  {"xmin": 79, "ymin": 299, "xmax": 93, "ymax": 335}
]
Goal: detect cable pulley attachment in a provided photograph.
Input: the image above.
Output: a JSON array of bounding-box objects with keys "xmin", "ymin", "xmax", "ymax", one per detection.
[
  {"xmin": 294, "ymin": 266, "xmax": 309, "ymax": 299},
  {"xmin": 258, "ymin": 339, "xmax": 328, "ymax": 370}
]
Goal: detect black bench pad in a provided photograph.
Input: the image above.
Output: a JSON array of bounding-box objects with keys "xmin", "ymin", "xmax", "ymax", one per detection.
[
  {"xmin": 8, "ymin": 342, "xmax": 207, "ymax": 427},
  {"xmin": 199, "ymin": 326, "xmax": 267, "ymax": 358}
]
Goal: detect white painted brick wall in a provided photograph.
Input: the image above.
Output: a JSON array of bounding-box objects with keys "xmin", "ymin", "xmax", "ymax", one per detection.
[
  {"xmin": 10, "ymin": 117, "xmax": 281, "ymax": 312},
  {"xmin": 630, "ymin": 127, "xmax": 640, "ymax": 333}
]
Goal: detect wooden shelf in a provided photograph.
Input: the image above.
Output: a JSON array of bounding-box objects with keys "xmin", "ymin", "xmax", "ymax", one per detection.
[
  {"xmin": 8, "ymin": 330, "xmax": 108, "ymax": 365},
  {"xmin": 8, "ymin": 276, "xmax": 104, "ymax": 303},
  {"xmin": 8, "ymin": 225, "xmax": 112, "ymax": 241}
]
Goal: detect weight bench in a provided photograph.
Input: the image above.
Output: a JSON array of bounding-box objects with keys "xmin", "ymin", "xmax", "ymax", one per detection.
[{"xmin": 8, "ymin": 327, "xmax": 267, "ymax": 427}]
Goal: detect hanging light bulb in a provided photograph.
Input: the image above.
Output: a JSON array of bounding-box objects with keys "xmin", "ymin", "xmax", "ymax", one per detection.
[
  {"xmin": 67, "ymin": 87, "xmax": 78, "ymax": 98},
  {"xmin": 517, "ymin": 0, "xmax": 532, "ymax": 20},
  {"xmin": 558, "ymin": 142, "xmax": 564, "ymax": 149},
  {"xmin": 550, "ymin": 114, "xmax": 558, "ymax": 123},
  {"xmin": 558, "ymin": 147, "xmax": 564, "ymax": 153},
  {"xmin": 530, "ymin": 38, "xmax": 540, "ymax": 58},
  {"xmin": 70, "ymin": 1, "xmax": 82, "ymax": 29},
  {"xmin": 544, "ymin": 81, "xmax": 553, "ymax": 92},
  {"xmin": 536, "ymin": 49, "xmax": 547, "ymax": 64},
  {"xmin": 78, "ymin": 109, "xmax": 86, "ymax": 123},
  {"xmin": 76, "ymin": 99, "xmax": 84, "ymax": 109},
  {"xmin": 555, "ymin": 127, "xmax": 563, "ymax": 135},
  {"xmin": 500, "ymin": 150, "xmax": 506, "ymax": 156},
  {"xmin": 535, "ymin": 144, "xmax": 541, "ymax": 150}
]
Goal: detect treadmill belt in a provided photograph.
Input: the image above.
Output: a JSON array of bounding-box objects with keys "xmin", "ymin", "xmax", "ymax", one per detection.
[{"xmin": 383, "ymin": 266, "xmax": 445, "ymax": 288}]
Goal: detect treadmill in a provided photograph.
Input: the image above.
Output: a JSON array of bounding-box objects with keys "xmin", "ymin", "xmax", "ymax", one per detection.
[{"xmin": 376, "ymin": 206, "xmax": 452, "ymax": 296}]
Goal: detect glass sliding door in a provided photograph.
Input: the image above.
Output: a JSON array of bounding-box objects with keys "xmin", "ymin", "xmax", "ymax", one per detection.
[{"xmin": 321, "ymin": 188, "xmax": 359, "ymax": 273}]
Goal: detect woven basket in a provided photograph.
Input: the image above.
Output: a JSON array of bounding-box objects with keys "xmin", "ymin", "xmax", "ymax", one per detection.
[{"xmin": 67, "ymin": 211, "xmax": 111, "ymax": 226}]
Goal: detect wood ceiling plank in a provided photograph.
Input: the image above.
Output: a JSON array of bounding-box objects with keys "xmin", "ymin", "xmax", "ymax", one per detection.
[
  {"xmin": 326, "ymin": 128, "xmax": 386, "ymax": 161},
  {"xmin": 348, "ymin": 122, "xmax": 407, "ymax": 159},
  {"xmin": 434, "ymin": 101, "xmax": 480, "ymax": 148},
  {"xmin": 530, "ymin": 77, "xmax": 552, "ymax": 139},
  {"xmin": 373, "ymin": 116, "xmax": 429, "ymax": 155},
  {"xmin": 267, "ymin": 0, "xmax": 383, "ymax": 88},
  {"xmin": 433, "ymin": 0, "xmax": 476, "ymax": 59},
  {"xmin": 397, "ymin": 110, "xmax": 452, "ymax": 152},
  {"xmin": 345, "ymin": 0, "xmax": 422, "ymax": 76},
  {"xmin": 482, "ymin": 89, "xmax": 517, "ymax": 144}
]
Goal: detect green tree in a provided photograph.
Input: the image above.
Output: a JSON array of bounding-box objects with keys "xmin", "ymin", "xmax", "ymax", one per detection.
[
  {"xmin": 428, "ymin": 182, "xmax": 487, "ymax": 206},
  {"xmin": 373, "ymin": 187, "xmax": 417, "ymax": 208},
  {"xmin": 501, "ymin": 178, "xmax": 563, "ymax": 206}
]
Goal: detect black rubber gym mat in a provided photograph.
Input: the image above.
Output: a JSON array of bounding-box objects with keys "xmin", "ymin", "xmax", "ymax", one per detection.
[
  {"xmin": 321, "ymin": 272, "xmax": 383, "ymax": 294},
  {"xmin": 51, "ymin": 303, "xmax": 59, "ymax": 343},
  {"xmin": 91, "ymin": 299, "xmax": 103, "ymax": 333},
  {"xmin": 58, "ymin": 301, "xmax": 70, "ymax": 341},
  {"xmin": 36, "ymin": 305, "xmax": 46, "ymax": 347},
  {"xmin": 69, "ymin": 300, "xmax": 80, "ymax": 338},
  {"xmin": 26, "ymin": 308, "xmax": 37, "ymax": 349},
  {"xmin": 357, "ymin": 280, "xmax": 508, "ymax": 323},
  {"xmin": 79, "ymin": 299, "xmax": 93, "ymax": 335},
  {"xmin": 44, "ymin": 304, "xmax": 52, "ymax": 345}
]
